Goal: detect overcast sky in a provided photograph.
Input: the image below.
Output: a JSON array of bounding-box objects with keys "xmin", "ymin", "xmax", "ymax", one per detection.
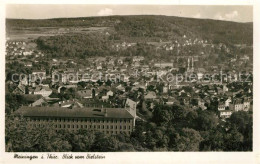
[{"xmin": 6, "ymin": 5, "xmax": 253, "ymax": 22}]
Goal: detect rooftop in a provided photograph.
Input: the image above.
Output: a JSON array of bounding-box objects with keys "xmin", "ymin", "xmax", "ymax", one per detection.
[{"xmin": 15, "ymin": 106, "xmax": 134, "ymax": 119}]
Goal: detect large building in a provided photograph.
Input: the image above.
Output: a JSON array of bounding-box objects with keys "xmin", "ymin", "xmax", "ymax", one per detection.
[
  {"xmin": 154, "ymin": 62, "xmax": 173, "ymax": 68},
  {"xmin": 14, "ymin": 106, "xmax": 135, "ymax": 135}
]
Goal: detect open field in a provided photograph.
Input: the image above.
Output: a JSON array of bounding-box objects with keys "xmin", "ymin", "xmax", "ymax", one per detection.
[{"xmin": 6, "ymin": 26, "xmax": 111, "ymax": 41}]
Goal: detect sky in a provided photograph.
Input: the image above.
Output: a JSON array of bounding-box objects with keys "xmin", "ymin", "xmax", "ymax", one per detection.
[{"xmin": 6, "ymin": 5, "xmax": 253, "ymax": 22}]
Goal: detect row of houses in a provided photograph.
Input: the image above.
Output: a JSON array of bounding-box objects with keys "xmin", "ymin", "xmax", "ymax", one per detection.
[{"xmin": 218, "ymin": 98, "xmax": 251, "ymax": 118}]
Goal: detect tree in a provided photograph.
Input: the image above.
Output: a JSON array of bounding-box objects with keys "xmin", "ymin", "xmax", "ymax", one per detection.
[
  {"xmin": 6, "ymin": 115, "xmax": 72, "ymax": 152},
  {"xmin": 224, "ymin": 128, "xmax": 244, "ymax": 151},
  {"xmin": 229, "ymin": 111, "xmax": 251, "ymax": 135},
  {"xmin": 172, "ymin": 128, "xmax": 203, "ymax": 151},
  {"xmin": 71, "ymin": 130, "xmax": 95, "ymax": 152},
  {"xmin": 91, "ymin": 133, "xmax": 120, "ymax": 152},
  {"xmin": 195, "ymin": 111, "xmax": 218, "ymax": 131}
]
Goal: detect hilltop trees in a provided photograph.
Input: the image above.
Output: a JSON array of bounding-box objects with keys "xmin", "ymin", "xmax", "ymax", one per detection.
[{"xmin": 36, "ymin": 33, "xmax": 113, "ymax": 59}]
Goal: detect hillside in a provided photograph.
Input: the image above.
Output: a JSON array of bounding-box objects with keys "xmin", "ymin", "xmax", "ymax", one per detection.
[{"xmin": 6, "ymin": 15, "xmax": 253, "ymax": 45}]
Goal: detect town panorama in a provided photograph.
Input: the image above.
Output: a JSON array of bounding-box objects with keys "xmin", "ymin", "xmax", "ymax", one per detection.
[{"xmin": 5, "ymin": 15, "xmax": 253, "ymax": 152}]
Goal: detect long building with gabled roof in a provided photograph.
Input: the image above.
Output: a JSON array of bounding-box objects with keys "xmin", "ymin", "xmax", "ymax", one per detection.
[{"xmin": 14, "ymin": 106, "xmax": 135, "ymax": 135}]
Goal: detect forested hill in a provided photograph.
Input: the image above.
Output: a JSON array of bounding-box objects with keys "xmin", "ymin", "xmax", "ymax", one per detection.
[{"xmin": 6, "ymin": 15, "xmax": 253, "ymax": 45}]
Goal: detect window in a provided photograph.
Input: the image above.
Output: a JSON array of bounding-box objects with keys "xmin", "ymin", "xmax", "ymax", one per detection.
[
  {"xmin": 94, "ymin": 125, "xmax": 96, "ymax": 129},
  {"xmin": 120, "ymin": 126, "xmax": 122, "ymax": 129},
  {"xmin": 129, "ymin": 126, "xmax": 131, "ymax": 129},
  {"xmin": 111, "ymin": 125, "xmax": 113, "ymax": 129},
  {"xmin": 72, "ymin": 125, "xmax": 74, "ymax": 128},
  {"xmin": 98, "ymin": 125, "xmax": 100, "ymax": 129},
  {"xmin": 68, "ymin": 125, "xmax": 70, "ymax": 128},
  {"xmin": 81, "ymin": 125, "xmax": 83, "ymax": 128},
  {"xmin": 107, "ymin": 125, "xmax": 109, "ymax": 129},
  {"xmin": 115, "ymin": 126, "xmax": 117, "ymax": 129},
  {"xmin": 64, "ymin": 125, "xmax": 66, "ymax": 128},
  {"xmin": 124, "ymin": 126, "xmax": 126, "ymax": 130}
]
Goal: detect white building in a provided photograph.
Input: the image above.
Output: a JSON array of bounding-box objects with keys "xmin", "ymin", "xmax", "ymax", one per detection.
[{"xmin": 220, "ymin": 110, "xmax": 232, "ymax": 119}]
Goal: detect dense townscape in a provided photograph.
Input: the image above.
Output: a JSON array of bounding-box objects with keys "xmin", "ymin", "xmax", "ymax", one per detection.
[{"xmin": 5, "ymin": 15, "xmax": 253, "ymax": 152}]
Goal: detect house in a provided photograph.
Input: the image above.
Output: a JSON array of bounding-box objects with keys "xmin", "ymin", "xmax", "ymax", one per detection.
[
  {"xmin": 198, "ymin": 98, "xmax": 207, "ymax": 110},
  {"xmin": 107, "ymin": 90, "xmax": 114, "ymax": 97},
  {"xmin": 20, "ymin": 76, "xmax": 29, "ymax": 86},
  {"xmin": 144, "ymin": 91, "xmax": 157, "ymax": 100},
  {"xmin": 34, "ymin": 86, "xmax": 52, "ymax": 97},
  {"xmin": 218, "ymin": 103, "xmax": 225, "ymax": 111},
  {"xmin": 223, "ymin": 84, "xmax": 229, "ymax": 92},
  {"xmin": 97, "ymin": 65, "xmax": 102, "ymax": 70},
  {"xmin": 154, "ymin": 62, "xmax": 173, "ymax": 68},
  {"xmin": 243, "ymin": 98, "xmax": 251, "ymax": 112},
  {"xmin": 30, "ymin": 98, "xmax": 46, "ymax": 107},
  {"xmin": 125, "ymin": 98, "xmax": 137, "ymax": 125},
  {"xmin": 165, "ymin": 97, "xmax": 176, "ymax": 105},
  {"xmin": 163, "ymin": 86, "xmax": 168, "ymax": 93},
  {"xmin": 77, "ymin": 89, "xmax": 92, "ymax": 99},
  {"xmin": 220, "ymin": 110, "xmax": 232, "ymax": 119},
  {"xmin": 54, "ymin": 99, "xmax": 84, "ymax": 108},
  {"xmin": 32, "ymin": 70, "xmax": 46, "ymax": 80},
  {"xmin": 102, "ymin": 95, "xmax": 109, "ymax": 102},
  {"xmin": 225, "ymin": 97, "xmax": 232, "ymax": 107},
  {"xmin": 230, "ymin": 99, "xmax": 244, "ymax": 112},
  {"xmin": 133, "ymin": 56, "xmax": 144, "ymax": 62},
  {"xmin": 116, "ymin": 85, "xmax": 125, "ymax": 92},
  {"xmin": 24, "ymin": 62, "xmax": 32, "ymax": 67},
  {"xmin": 132, "ymin": 62, "xmax": 141, "ymax": 68},
  {"xmin": 13, "ymin": 83, "xmax": 26, "ymax": 94},
  {"xmin": 217, "ymin": 87, "xmax": 224, "ymax": 94},
  {"xmin": 108, "ymin": 59, "xmax": 115, "ymax": 65}
]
